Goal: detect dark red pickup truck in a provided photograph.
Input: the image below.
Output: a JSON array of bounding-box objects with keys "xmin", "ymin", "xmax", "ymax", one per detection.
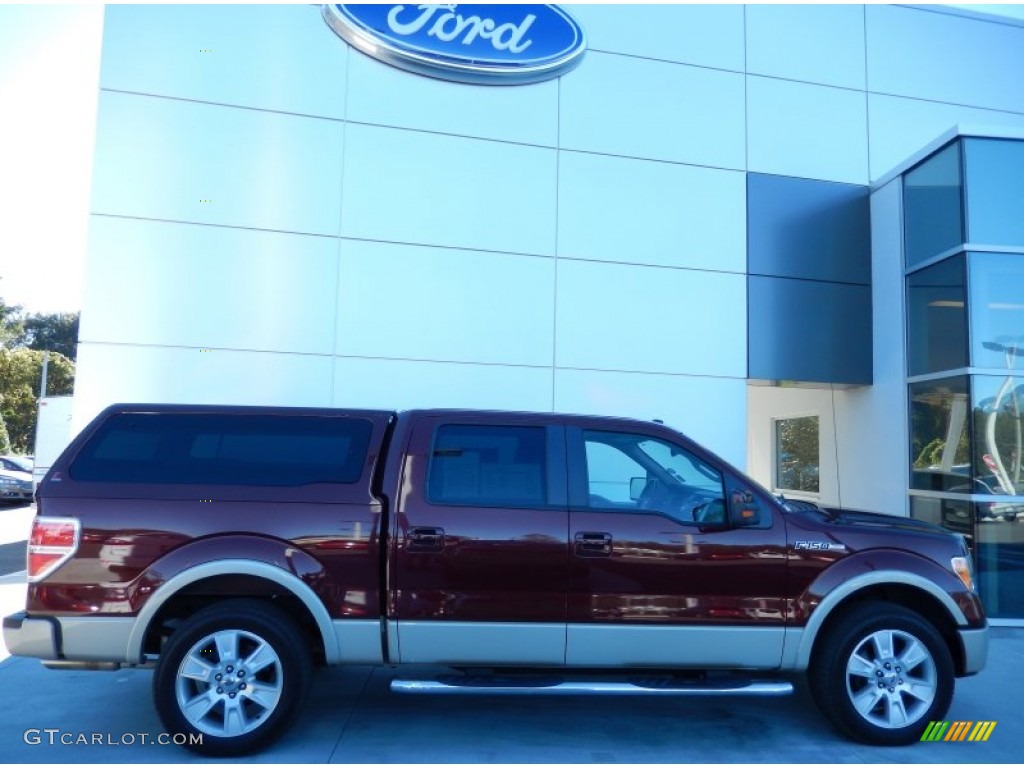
[{"xmin": 4, "ymin": 404, "xmax": 987, "ymax": 754}]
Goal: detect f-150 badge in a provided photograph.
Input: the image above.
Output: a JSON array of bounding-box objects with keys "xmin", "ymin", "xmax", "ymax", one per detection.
[{"xmin": 794, "ymin": 541, "xmax": 847, "ymax": 552}]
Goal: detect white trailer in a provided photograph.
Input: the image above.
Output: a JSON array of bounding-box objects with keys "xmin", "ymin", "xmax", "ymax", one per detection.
[{"xmin": 32, "ymin": 396, "xmax": 75, "ymax": 487}]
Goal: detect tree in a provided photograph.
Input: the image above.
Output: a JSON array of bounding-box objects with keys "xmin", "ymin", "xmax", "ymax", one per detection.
[
  {"xmin": 23, "ymin": 312, "xmax": 80, "ymax": 361},
  {"xmin": 0, "ymin": 289, "xmax": 23, "ymax": 347},
  {"xmin": 0, "ymin": 348, "xmax": 75, "ymax": 454},
  {"xmin": 777, "ymin": 416, "xmax": 820, "ymax": 493},
  {"xmin": 0, "ymin": 412, "xmax": 11, "ymax": 455}
]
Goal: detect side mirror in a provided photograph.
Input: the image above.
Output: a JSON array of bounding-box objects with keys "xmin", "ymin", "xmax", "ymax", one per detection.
[
  {"xmin": 629, "ymin": 477, "xmax": 646, "ymax": 501},
  {"xmin": 730, "ymin": 488, "xmax": 761, "ymax": 526}
]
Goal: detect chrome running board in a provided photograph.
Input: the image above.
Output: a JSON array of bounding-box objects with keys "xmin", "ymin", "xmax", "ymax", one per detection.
[{"xmin": 391, "ymin": 675, "xmax": 793, "ymax": 697}]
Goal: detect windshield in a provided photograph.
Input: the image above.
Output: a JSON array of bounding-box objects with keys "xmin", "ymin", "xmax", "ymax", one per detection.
[{"xmin": 4, "ymin": 456, "xmax": 32, "ymax": 473}]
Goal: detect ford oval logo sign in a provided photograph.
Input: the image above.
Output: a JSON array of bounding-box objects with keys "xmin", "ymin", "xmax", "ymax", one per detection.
[{"xmin": 321, "ymin": 4, "xmax": 586, "ymax": 85}]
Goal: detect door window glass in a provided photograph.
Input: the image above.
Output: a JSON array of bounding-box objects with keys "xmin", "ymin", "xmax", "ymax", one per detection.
[
  {"xmin": 775, "ymin": 415, "xmax": 820, "ymax": 495},
  {"xmin": 427, "ymin": 424, "xmax": 547, "ymax": 507},
  {"xmin": 583, "ymin": 430, "xmax": 725, "ymax": 524}
]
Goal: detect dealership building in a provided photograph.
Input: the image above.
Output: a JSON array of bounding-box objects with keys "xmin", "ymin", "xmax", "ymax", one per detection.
[{"xmin": 77, "ymin": 4, "xmax": 1024, "ymax": 620}]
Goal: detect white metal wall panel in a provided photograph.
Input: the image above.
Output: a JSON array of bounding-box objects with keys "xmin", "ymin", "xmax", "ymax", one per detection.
[
  {"xmin": 868, "ymin": 93, "xmax": 1024, "ymax": 181},
  {"xmin": 79, "ymin": 217, "xmax": 339, "ymax": 354},
  {"xmin": 335, "ymin": 240, "xmax": 554, "ymax": 367},
  {"xmin": 746, "ymin": 4, "xmax": 866, "ymax": 90},
  {"xmin": 867, "ymin": 5, "xmax": 1024, "ymax": 114},
  {"xmin": 100, "ymin": 4, "xmax": 347, "ymax": 118},
  {"xmin": 833, "ymin": 179, "xmax": 909, "ymax": 515},
  {"xmin": 91, "ymin": 91, "xmax": 345, "ymax": 235},
  {"xmin": 557, "ymin": 152, "xmax": 746, "ymax": 273},
  {"xmin": 79, "ymin": 3, "xmax": 1024, "ymax": 483},
  {"xmin": 332, "ymin": 357, "xmax": 553, "ymax": 412},
  {"xmin": 746, "ymin": 385, "xmax": 838, "ymax": 503},
  {"xmin": 555, "ymin": 369, "xmax": 747, "ymax": 470},
  {"xmin": 340, "ymin": 124, "xmax": 557, "ymax": 255},
  {"xmin": 554, "ymin": 259, "xmax": 746, "ymax": 378},
  {"xmin": 73, "ymin": 343, "xmax": 334, "ymax": 433},
  {"xmin": 747, "ymin": 76, "xmax": 869, "ymax": 184},
  {"xmin": 559, "ymin": 52, "xmax": 745, "ymax": 169},
  {"xmin": 346, "ymin": 51, "xmax": 558, "ymax": 147},
  {"xmin": 569, "ymin": 4, "xmax": 744, "ymax": 72}
]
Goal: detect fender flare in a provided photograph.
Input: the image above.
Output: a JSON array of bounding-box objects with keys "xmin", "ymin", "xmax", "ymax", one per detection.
[
  {"xmin": 781, "ymin": 569, "xmax": 968, "ymax": 671},
  {"xmin": 125, "ymin": 559, "xmax": 340, "ymax": 664}
]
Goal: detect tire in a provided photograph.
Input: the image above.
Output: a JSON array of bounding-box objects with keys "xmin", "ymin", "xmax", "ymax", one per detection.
[
  {"xmin": 153, "ymin": 599, "xmax": 312, "ymax": 756},
  {"xmin": 808, "ymin": 601, "xmax": 954, "ymax": 746}
]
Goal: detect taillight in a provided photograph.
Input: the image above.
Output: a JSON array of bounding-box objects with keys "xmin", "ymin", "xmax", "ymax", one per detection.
[{"xmin": 27, "ymin": 517, "xmax": 81, "ymax": 582}]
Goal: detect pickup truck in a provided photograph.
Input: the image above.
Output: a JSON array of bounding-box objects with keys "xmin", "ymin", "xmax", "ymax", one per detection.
[{"xmin": 3, "ymin": 404, "xmax": 988, "ymax": 755}]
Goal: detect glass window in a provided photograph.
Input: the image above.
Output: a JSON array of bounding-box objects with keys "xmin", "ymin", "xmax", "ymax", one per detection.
[
  {"xmin": 70, "ymin": 413, "xmax": 372, "ymax": 486},
  {"xmin": 964, "ymin": 138, "xmax": 1024, "ymax": 247},
  {"xmin": 909, "ymin": 495, "xmax": 974, "ymax": 545},
  {"xmin": 971, "ymin": 375, "xmax": 1024, "ymax": 500},
  {"xmin": 968, "ymin": 252, "xmax": 1024, "ymax": 370},
  {"xmin": 906, "ymin": 254, "xmax": 967, "ymax": 376},
  {"xmin": 427, "ymin": 424, "xmax": 547, "ymax": 507},
  {"xmin": 910, "ymin": 377, "xmax": 971, "ymax": 492},
  {"xmin": 774, "ymin": 416, "xmax": 820, "ymax": 494},
  {"xmin": 912, "ymin": 492, "xmax": 1024, "ymax": 620},
  {"xmin": 975, "ymin": 503, "xmax": 1024, "ymax": 619},
  {"xmin": 903, "ymin": 141, "xmax": 964, "ymax": 268},
  {"xmin": 583, "ymin": 430, "xmax": 725, "ymax": 524}
]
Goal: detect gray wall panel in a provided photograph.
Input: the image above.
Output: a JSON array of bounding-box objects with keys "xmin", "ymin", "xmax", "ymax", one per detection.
[
  {"xmin": 748, "ymin": 276, "xmax": 872, "ymax": 385},
  {"xmin": 748, "ymin": 174, "xmax": 870, "ymax": 285}
]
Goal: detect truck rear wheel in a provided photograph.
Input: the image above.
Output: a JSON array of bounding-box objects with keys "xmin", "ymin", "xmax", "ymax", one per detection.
[
  {"xmin": 808, "ymin": 601, "xmax": 954, "ymax": 745},
  {"xmin": 153, "ymin": 599, "xmax": 312, "ymax": 756}
]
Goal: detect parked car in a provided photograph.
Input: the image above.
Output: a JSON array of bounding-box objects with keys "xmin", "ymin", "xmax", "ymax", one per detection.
[
  {"xmin": 4, "ymin": 404, "xmax": 988, "ymax": 755},
  {"xmin": 0, "ymin": 455, "xmax": 33, "ymax": 474},
  {"xmin": 947, "ymin": 476, "xmax": 1023, "ymax": 523},
  {"xmin": 0, "ymin": 467, "xmax": 33, "ymax": 503}
]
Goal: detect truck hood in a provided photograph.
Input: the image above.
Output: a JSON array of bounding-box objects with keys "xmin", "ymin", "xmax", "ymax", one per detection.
[
  {"xmin": 820, "ymin": 507, "xmax": 947, "ymax": 535},
  {"xmin": 783, "ymin": 500, "xmax": 949, "ymax": 536}
]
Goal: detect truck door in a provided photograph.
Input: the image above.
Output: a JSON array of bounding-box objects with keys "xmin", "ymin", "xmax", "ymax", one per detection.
[
  {"xmin": 565, "ymin": 426, "xmax": 788, "ymax": 669},
  {"xmin": 391, "ymin": 415, "xmax": 569, "ymax": 665}
]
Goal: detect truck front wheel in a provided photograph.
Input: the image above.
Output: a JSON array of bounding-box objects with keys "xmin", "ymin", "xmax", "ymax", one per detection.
[
  {"xmin": 808, "ymin": 601, "xmax": 954, "ymax": 745},
  {"xmin": 153, "ymin": 599, "xmax": 312, "ymax": 756}
]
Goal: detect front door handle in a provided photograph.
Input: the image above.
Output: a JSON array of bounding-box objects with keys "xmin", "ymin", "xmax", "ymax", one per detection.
[
  {"xmin": 408, "ymin": 526, "xmax": 445, "ymax": 552},
  {"xmin": 574, "ymin": 531, "xmax": 613, "ymax": 557}
]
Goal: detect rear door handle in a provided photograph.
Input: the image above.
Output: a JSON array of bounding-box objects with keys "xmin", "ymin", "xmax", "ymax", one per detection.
[
  {"xmin": 408, "ymin": 526, "xmax": 445, "ymax": 552},
  {"xmin": 574, "ymin": 531, "xmax": 613, "ymax": 557}
]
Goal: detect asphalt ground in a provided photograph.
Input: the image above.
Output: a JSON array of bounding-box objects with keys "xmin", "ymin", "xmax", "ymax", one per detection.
[{"xmin": 0, "ymin": 501, "xmax": 1021, "ymax": 763}]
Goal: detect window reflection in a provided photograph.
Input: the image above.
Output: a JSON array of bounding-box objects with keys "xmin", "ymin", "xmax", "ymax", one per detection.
[
  {"xmin": 972, "ymin": 375, "xmax": 1023, "ymax": 499},
  {"xmin": 903, "ymin": 141, "xmax": 964, "ymax": 268},
  {"xmin": 964, "ymin": 139, "xmax": 1024, "ymax": 247},
  {"xmin": 907, "ymin": 255, "xmax": 967, "ymax": 376},
  {"xmin": 976, "ymin": 508, "xmax": 1024, "ymax": 618},
  {"xmin": 969, "ymin": 252, "xmax": 1024, "ymax": 371},
  {"xmin": 775, "ymin": 416, "xmax": 820, "ymax": 494},
  {"xmin": 909, "ymin": 377, "xmax": 970, "ymax": 492},
  {"xmin": 909, "ymin": 495, "xmax": 973, "ymax": 544}
]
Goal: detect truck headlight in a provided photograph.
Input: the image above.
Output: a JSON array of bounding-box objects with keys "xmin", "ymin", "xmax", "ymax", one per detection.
[{"xmin": 951, "ymin": 555, "xmax": 975, "ymax": 592}]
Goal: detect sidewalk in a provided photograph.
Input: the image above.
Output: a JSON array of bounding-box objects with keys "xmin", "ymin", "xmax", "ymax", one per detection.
[{"xmin": 0, "ymin": 503, "xmax": 35, "ymax": 546}]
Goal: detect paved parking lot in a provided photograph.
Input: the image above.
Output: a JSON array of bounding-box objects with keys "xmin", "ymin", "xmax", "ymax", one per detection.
[{"xmin": 1, "ymin": 502, "xmax": 1021, "ymax": 763}]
